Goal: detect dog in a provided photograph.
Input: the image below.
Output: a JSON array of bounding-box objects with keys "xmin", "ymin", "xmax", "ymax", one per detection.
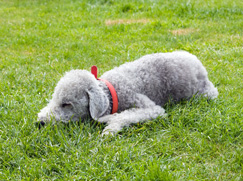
[{"xmin": 37, "ymin": 51, "xmax": 218, "ymax": 135}]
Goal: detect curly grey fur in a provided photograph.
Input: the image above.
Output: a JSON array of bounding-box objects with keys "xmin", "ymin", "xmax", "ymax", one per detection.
[{"xmin": 37, "ymin": 51, "xmax": 218, "ymax": 135}]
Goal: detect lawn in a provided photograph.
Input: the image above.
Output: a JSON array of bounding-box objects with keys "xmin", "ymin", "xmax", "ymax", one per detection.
[{"xmin": 0, "ymin": 0, "xmax": 242, "ymax": 180}]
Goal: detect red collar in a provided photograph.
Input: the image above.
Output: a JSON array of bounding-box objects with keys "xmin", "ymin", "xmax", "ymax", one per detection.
[{"xmin": 91, "ymin": 66, "xmax": 118, "ymax": 114}]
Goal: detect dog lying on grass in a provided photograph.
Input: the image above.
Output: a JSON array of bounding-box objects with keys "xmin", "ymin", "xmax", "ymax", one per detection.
[{"xmin": 37, "ymin": 51, "xmax": 218, "ymax": 135}]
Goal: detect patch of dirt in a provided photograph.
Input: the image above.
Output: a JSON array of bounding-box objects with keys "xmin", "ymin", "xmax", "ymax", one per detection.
[
  {"xmin": 170, "ymin": 28, "xmax": 199, "ymax": 35},
  {"xmin": 105, "ymin": 19, "xmax": 150, "ymax": 25}
]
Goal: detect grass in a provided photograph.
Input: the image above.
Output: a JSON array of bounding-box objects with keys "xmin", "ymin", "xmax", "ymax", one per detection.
[{"xmin": 0, "ymin": 0, "xmax": 242, "ymax": 180}]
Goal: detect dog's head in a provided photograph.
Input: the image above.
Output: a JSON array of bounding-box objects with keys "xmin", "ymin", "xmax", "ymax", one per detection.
[{"xmin": 37, "ymin": 70, "xmax": 109, "ymax": 126}]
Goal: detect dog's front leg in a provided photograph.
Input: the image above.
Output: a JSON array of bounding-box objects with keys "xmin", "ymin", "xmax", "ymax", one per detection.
[{"xmin": 99, "ymin": 94, "xmax": 166, "ymax": 136}]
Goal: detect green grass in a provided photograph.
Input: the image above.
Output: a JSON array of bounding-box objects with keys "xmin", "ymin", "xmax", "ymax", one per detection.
[{"xmin": 0, "ymin": 0, "xmax": 242, "ymax": 180}]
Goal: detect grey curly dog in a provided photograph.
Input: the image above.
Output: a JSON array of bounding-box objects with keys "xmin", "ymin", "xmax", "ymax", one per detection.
[{"xmin": 37, "ymin": 51, "xmax": 218, "ymax": 135}]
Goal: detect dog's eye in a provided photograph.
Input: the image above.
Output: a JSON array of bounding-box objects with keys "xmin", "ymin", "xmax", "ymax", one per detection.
[{"xmin": 61, "ymin": 103, "xmax": 72, "ymax": 108}]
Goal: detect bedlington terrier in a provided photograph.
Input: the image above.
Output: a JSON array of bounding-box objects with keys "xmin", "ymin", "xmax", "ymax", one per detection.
[{"xmin": 37, "ymin": 51, "xmax": 218, "ymax": 135}]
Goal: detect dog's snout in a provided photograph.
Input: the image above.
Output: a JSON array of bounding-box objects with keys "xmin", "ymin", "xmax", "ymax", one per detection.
[
  {"xmin": 40, "ymin": 121, "xmax": 46, "ymax": 126},
  {"xmin": 35, "ymin": 120, "xmax": 46, "ymax": 129}
]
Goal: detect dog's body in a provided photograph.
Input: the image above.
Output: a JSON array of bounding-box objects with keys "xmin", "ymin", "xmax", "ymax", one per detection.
[{"xmin": 38, "ymin": 51, "xmax": 218, "ymax": 135}]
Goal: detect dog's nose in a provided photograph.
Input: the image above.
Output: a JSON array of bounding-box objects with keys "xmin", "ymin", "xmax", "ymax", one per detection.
[{"xmin": 35, "ymin": 121, "xmax": 46, "ymax": 129}]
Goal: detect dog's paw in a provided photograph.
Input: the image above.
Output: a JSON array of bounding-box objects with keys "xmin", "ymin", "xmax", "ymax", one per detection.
[
  {"xmin": 101, "ymin": 130, "xmax": 115, "ymax": 137},
  {"xmin": 101, "ymin": 123, "xmax": 122, "ymax": 136}
]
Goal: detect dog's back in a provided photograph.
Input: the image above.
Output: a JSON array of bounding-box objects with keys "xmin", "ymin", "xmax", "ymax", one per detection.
[{"xmin": 101, "ymin": 51, "xmax": 218, "ymax": 106}]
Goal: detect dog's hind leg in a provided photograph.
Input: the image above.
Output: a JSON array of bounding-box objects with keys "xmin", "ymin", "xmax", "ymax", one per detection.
[
  {"xmin": 204, "ymin": 81, "xmax": 218, "ymax": 99},
  {"xmin": 198, "ymin": 79, "xmax": 218, "ymax": 99}
]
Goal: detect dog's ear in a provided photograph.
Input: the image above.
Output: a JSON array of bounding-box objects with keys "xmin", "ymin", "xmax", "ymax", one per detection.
[{"xmin": 86, "ymin": 86, "xmax": 109, "ymax": 120}]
